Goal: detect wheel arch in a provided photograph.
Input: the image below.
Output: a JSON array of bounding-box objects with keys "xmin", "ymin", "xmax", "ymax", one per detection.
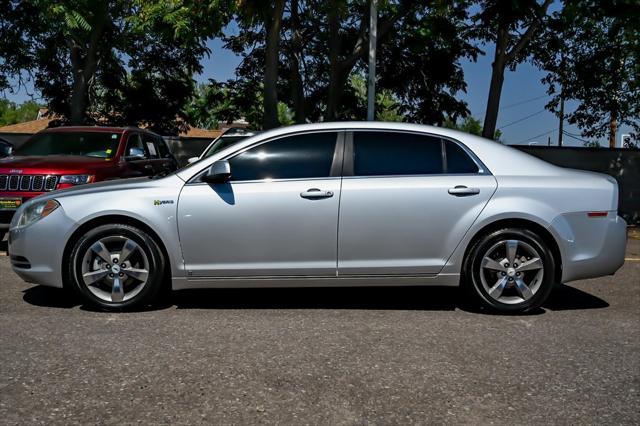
[
  {"xmin": 61, "ymin": 214, "xmax": 172, "ymax": 288},
  {"xmin": 462, "ymin": 218, "xmax": 563, "ymax": 284}
]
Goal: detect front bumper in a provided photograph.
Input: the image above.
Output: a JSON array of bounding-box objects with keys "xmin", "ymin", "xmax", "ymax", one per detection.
[
  {"xmin": 8, "ymin": 207, "xmax": 77, "ymax": 288},
  {"xmin": 552, "ymin": 212, "xmax": 627, "ymax": 283}
]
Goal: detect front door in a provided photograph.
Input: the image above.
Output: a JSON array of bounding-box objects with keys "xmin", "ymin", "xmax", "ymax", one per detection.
[
  {"xmin": 178, "ymin": 131, "xmax": 343, "ymax": 277},
  {"xmin": 337, "ymin": 130, "xmax": 497, "ymax": 275}
]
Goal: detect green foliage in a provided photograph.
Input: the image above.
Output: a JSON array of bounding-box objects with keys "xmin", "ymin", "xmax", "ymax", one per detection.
[
  {"xmin": 223, "ymin": 0, "xmax": 477, "ymax": 125},
  {"xmin": 348, "ymin": 74, "xmax": 403, "ymax": 122},
  {"xmin": 1, "ymin": 0, "xmax": 233, "ymax": 133},
  {"xmin": 0, "ymin": 100, "xmax": 42, "ymax": 126},
  {"xmin": 186, "ymin": 79, "xmax": 265, "ymax": 130},
  {"xmin": 536, "ymin": 0, "xmax": 639, "ymax": 142},
  {"xmin": 277, "ymin": 102, "xmax": 295, "ymax": 126},
  {"xmin": 442, "ymin": 116, "xmax": 502, "ymax": 141}
]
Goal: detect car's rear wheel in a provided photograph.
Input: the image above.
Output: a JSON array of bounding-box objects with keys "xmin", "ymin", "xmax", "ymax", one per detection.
[
  {"xmin": 464, "ymin": 228, "xmax": 556, "ymax": 313},
  {"xmin": 68, "ymin": 224, "xmax": 165, "ymax": 310}
]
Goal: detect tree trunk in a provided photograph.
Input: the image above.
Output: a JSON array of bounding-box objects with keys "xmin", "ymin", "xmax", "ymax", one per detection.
[
  {"xmin": 609, "ymin": 112, "xmax": 617, "ymax": 148},
  {"xmin": 289, "ymin": 0, "xmax": 305, "ymax": 123},
  {"xmin": 70, "ymin": 72, "xmax": 87, "ymax": 125},
  {"xmin": 67, "ymin": 10, "xmax": 105, "ymax": 126},
  {"xmin": 482, "ymin": 26, "xmax": 508, "ymax": 140},
  {"xmin": 263, "ymin": 0, "xmax": 286, "ymax": 129},
  {"xmin": 326, "ymin": 2, "xmax": 341, "ymax": 121}
]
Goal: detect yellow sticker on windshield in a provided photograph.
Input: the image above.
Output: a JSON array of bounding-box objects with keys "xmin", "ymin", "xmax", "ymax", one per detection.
[{"xmin": 106, "ymin": 149, "xmax": 112, "ymax": 154}]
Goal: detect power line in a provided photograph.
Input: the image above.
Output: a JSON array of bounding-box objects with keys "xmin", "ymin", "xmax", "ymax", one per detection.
[
  {"xmin": 562, "ymin": 130, "xmax": 590, "ymax": 144},
  {"xmin": 476, "ymin": 94, "xmax": 549, "ymax": 118},
  {"xmin": 500, "ymin": 94, "xmax": 549, "ymax": 111},
  {"xmin": 512, "ymin": 127, "xmax": 558, "ymax": 144},
  {"xmin": 498, "ymin": 109, "xmax": 546, "ymax": 130}
]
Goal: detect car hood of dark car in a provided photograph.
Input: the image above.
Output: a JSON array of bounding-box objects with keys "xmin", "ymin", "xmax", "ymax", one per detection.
[{"xmin": 0, "ymin": 155, "xmax": 118, "ymax": 174}]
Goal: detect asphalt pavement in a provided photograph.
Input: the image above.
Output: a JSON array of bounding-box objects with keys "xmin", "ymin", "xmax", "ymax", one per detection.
[{"xmin": 0, "ymin": 238, "xmax": 638, "ymax": 425}]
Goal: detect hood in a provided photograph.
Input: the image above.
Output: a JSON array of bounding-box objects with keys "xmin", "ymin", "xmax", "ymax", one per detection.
[
  {"xmin": 0, "ymin": 155, "xmax": 117, "ymax": 175},
  {"xmin": 28, "ymin": 173, "xmax": 184, "ymax": 202}
]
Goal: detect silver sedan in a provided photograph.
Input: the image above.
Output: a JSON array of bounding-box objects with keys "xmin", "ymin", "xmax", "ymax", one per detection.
[{"xmin": 8, "ymin": 122, "xmax": 627, "ymax": 312}]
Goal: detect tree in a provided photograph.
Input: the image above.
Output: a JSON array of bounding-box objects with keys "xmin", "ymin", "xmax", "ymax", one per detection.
[
  {"xmin": 348, "ymin": 74, "xmax": 403, "ymax": 121},
  {"xmin": 223, "ymin": 0, "xmax": 477, "ymax": 125},
  {"xmin": 536, "ymin": 0, "xmax": 639, "ymax": 147},
  {"xmin": 1, "ymin": 0, "xmax": 232, "ymax": 133},
  {"xmin": 442, "ymin": 115, "xmax": 502, "ymax": 140},
  {"xmin": 234, "ymin": 0, "xmax": 286, "ymax": 129},
  {"xmin": 473, "ymin": 0, "xmax": 553, "ymax": 139},
  {"xmin": 0, "ymin": 100, "xmax": 41, "ymax": 126}
]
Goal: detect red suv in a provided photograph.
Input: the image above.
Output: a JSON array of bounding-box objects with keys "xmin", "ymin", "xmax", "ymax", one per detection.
[{"xmin": 0, "ymin": 126, "xmax": 178, "ymax": 239}]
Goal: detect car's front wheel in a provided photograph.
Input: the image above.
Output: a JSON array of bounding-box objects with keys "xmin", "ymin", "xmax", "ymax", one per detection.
[
  {"xmin": 68, "ymin": 224, "xmax": 166, "ymax": 310},
  {"xmin": 464, "ymin": 227, "xmax": 556, "ymax": 313}
]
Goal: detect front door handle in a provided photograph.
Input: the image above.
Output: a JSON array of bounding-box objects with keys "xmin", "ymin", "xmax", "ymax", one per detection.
[
  {"xmin": 448, "ymin": 185, "xmax": 480, "ymax": 196},
  {"xmin": 300, "ymin": 188, "xmax": 334, "ymax": 199}
]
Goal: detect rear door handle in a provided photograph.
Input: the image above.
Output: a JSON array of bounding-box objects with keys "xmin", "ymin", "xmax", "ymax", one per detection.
[
  {"xmin": 448, "ymin": 185, "xmax": 480, "ymax": 196},
  {"xmin": 300, "ymin": 188, "xmax": 334, "ymax": 199}
]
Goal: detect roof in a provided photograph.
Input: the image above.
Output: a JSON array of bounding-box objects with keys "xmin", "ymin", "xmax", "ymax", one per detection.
[
  {"xmin": 177, "ymin": 121, "xmax": 561, "ymax": 180},
  {"xmin": 0, "ymin": 117, "xmax": 222, "ymax": 139},
  {"xmin": 181, "ymin": 127, "xmax": 222, "ymax": 139},
  {"xmin": 0, "ymin": 118, "xmax": 52, "ymax": 134}
]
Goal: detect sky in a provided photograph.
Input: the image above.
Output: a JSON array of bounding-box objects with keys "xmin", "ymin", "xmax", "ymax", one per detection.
[{"xmin": 3, "ymin": 33, "xmax": 634, "ymax": 147}]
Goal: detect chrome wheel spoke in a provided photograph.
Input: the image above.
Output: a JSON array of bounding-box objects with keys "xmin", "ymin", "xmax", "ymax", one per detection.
[
  {"xmin": 505, "ymin": 240, "xmax": 518, "ymax": 264},
  {"xmin": 482, "ymin": 257, "xmax": 507, "ymax": 271},
  {"xmin": 91, "ymin": 241, "xmax": 113, "ymax": 264},
  {"xmin": 82, "ymin": 269, "xmax": 108, "ymax": 285},
  {"xmin": 517, "ymin": 257, "xmax": 543, "ymax": 271},
  {"xmin": 111, "ymin": 276, "xmax": 124, "ymax": 302},
  {"xmin": 479, "ymin": 238, "xmax": 545, "ymax": 305},
  {"xmin": 514, "ymin": 277, "xmax": 534, "ymax": 300},
  {"xmin": 123, "ymin": 268, "xmax": 148, "ymax": 282},
  {"xmin": 489, "ymin": 277, "xmax": 508, "ymax": 299},
  {"xmin": 81, "ymin": 235, "xmax": 151, "ymax": 304},
  {"xmin": 119, "ymin": 239, "xmax": 138, "ymax": 263}
]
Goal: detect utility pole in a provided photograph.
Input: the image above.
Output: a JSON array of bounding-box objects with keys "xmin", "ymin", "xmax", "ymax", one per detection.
[
  {"xmin": 367, "ymin": 0, "xmax": 377, "ymax": 121},
  {"xmin": 558, "ymin": 94, "xmax": 564, "ymax": 146},
  {"xmin": 557, "ymin": 54, "xmax": 565, "ymax": 146}
]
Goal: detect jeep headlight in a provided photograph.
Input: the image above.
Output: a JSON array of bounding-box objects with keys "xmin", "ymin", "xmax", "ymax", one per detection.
[
  {"xmin": 16, "ymin": 199, "xmax": 60, "ymax": 228},
  {"xmin": 59, "ymin": 175, "xmax": 94, "ymax": 185}
]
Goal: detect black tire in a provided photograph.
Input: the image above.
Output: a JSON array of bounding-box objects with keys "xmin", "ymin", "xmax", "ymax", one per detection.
[
  {"xmin": 67, "ymin": 224, "xmax": 166, "ymax": 311},
  {"xmin": 464, "ymin": 227, "xmax": 556, "ymax": 313}
]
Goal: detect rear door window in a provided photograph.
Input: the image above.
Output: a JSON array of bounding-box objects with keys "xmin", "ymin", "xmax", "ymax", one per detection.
[{"xmin": 353, "ymin": 131, "xmax": 443, "ymax": 176}]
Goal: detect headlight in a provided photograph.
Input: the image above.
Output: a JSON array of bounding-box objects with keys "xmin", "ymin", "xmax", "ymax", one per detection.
[
  {"xmin": 59, "ymin": 175, "xmax": 94, "ymax": 185},
  {"xmin": 16, "ymin": 199, "xmax": 60, "ymax": 228}
]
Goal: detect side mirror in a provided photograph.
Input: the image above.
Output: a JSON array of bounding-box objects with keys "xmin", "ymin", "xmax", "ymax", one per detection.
[
  {"xmin": 125, "ymin": 147, "xmax": 146, "ymax": 160},
  {"xmin": 187, "ymin": 156, "xmax": 199, "ymax": 164},
  {"xmin": 202, "ymin": 160, "xmax": 231, "ymax": 184}
]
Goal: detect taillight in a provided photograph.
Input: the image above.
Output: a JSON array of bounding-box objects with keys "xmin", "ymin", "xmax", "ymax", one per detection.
[{"xmin": 587, "ymin": 212, "xmax": 608, "ymax": 218}]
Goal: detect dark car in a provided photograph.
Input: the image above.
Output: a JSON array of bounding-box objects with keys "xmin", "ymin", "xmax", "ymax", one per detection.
[
  {"xmin": 187, "ymin": 128, "xmax": 261, "ymax": 164},
  {"xmin": 0, "ymin": 126, "xmax": 178, "ymax": 239},
  {"xmin": 0, "ymin": 137, "xmax": 13, "ymax": 157}
]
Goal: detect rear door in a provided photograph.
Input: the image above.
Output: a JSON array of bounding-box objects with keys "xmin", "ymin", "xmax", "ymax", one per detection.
[{"xmin": 337, "ymin": 130, "xmax": 497, "ymax": 276}]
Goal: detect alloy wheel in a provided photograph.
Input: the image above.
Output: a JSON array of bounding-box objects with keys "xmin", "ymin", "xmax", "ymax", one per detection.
[
  {"xmin": 479, "ymin": 239, "xmax": 545, "ymax": 305},
  {"xmin": 80, "ymin": 236, "xmax": 150, "ymax": 303}
]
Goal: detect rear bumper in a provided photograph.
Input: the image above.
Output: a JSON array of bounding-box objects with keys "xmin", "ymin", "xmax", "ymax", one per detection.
[{"xmin": 552, "ymin": 212, "xmax": 627, "ymax": 283}]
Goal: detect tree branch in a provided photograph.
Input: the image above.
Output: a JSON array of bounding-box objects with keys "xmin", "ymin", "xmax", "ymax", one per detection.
[{"xmin": 505, "ymin": 0, "xmax": 553, "ymax": 62}]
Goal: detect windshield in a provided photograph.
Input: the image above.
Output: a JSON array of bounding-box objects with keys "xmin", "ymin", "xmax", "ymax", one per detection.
[
  {"xmin": 14, "ymin": 131, "xmax": 122, "ymax": 158},
  {"xmin": 203, "ymin": 136, "xmax": 250, "ymax": 159}
]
